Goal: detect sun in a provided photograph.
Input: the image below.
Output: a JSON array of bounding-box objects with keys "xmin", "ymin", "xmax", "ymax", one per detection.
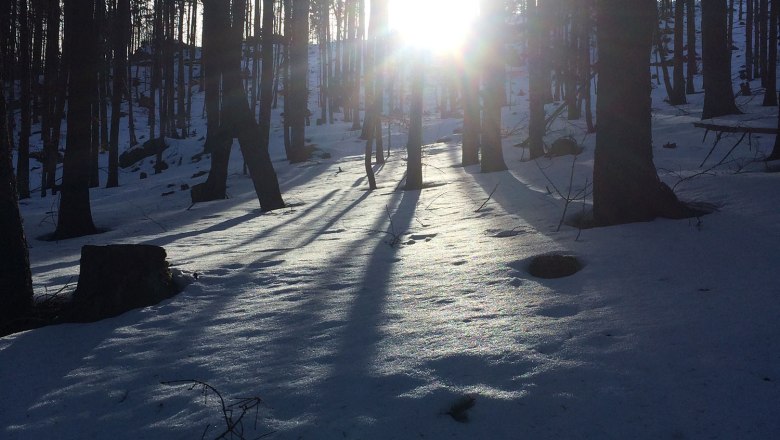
[{"xmin": 389, "ymin": 0, "xmax": 480, "ymax": 56}]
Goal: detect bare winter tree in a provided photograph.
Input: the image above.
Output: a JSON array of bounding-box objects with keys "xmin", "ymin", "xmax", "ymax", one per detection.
[
  {"xmin": 480, "ymin": 0, "xmax": 508, "ymax": 172},
  {"xmin": 406, "ymin": 56, "xmax": 424, "ymax": 190},
  {"xmin": 701, "ymin": 0, "xmax": 740, "ymax": 118},
  {"xmin": 593, "ymin": 0, "xmax": 694, "ymax": 226},
  {"xmin": 192, "ymin": 0, "xmax": 285, "ymax": 211},
  {"xmin": 287, "ymin": 0, "xmax": 311, "ymax": 163},
  {"xmin": 55, "ymin": 0, "xmax": 98, "ymax": 239},
  {"xmin": 527, "ymin": 0, "xmax": 548, "ymax": 160},
  {"xmin": 0, "ymin": 76, "xmax": 33, "ymax": 334}
]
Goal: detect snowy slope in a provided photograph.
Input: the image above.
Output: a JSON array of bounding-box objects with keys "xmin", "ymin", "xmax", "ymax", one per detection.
[{"xmin": 2, "ymin": 13, "xmax": 780, "ymax": 440}]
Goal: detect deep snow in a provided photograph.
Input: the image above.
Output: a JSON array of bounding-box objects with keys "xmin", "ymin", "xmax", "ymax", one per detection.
[{"xmin": 2, "ymin": 10, "xmax": 780, "ymax": 440}]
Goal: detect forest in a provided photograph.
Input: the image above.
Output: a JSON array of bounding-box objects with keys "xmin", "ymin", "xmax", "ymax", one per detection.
[{"xmin": 1, "ymin": 0, "xmax": 779, "ymax": 439}]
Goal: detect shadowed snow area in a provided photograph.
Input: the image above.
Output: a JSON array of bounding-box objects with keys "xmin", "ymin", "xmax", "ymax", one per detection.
[{"xmin": 3, "ymin": 27, "xmax": 780, "ymax": 440}]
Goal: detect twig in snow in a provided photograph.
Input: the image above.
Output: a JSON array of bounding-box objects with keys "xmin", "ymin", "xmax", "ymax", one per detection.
[
  {"xmin": 475, "ymin": 183, "xmax": 499, "ymax": 213},
  {"xmin": 534, "ymin": 157, "xmax": 592, "ymax": 232},
  {"xmin": 161, "ymin": 379, "xmax": 271, "ymax": 440}
]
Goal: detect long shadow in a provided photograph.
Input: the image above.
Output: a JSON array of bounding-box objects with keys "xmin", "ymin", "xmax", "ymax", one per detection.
[{"xmin": 301, "ymin": 189, "xmax": 421, "ymax": 434}]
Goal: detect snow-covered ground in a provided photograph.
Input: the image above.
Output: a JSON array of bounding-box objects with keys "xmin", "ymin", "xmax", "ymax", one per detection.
[{"xmin": 3, "ymin": 15, "xmax": 780, "ymax": 440}]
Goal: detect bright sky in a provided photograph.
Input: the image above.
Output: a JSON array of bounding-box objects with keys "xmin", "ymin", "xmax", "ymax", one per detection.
[{"xmin": 389, "ymin": 0, "xmax": 480, "ymax": 55}]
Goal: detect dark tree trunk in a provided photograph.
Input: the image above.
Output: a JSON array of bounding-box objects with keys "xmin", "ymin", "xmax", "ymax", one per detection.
[
  {"xmin": 670, "ymin": 0, "xmax": 687, "ymax": 104},
  {"xmin": 746, "ymin": 0, "xmax": 754, "ymax": 80},
  {"xmin": 17, "ymin": 0, "xmax": 32, "ymax": 199},
  {"xmin": 760, "ymin": 0, "xmax": 768, "ymax": 85},
  {"xmin": 701, "ymin": 0, "xmax": 741, "ymax": 119},
  {"xmin": 55, "ymin": 0, "xmax": 98, "ymax": 239},
  {"xmin": 370, "ymin": 0, "xmax": 386, "ymax": 163},
  {"xmin": 593, "ymin": 0, "xmax": 692, "ymax": 226},
  {"xmin": 686, "ymin": 0, "xmax": 697, "ymax": 93},
  {"xmin": 480, "ymin": 0, "xmax": 508, "ymax": 173},
  {"xmin": 193, "ymin": 0, "xmax": 285, "ymax": 211},
  {"xmin": 771, "ymin": 87, "xmax": 780, "ymax": 159},
  {"xmin": 405, "ymin": 57, "xmax": 423, "ymax": 190},
  {"xmin": 461, "ymin": 35, "xmax": 480, "ymax": 166},
  {"xmin": 0, "ymin": 78, "xmax": 33, "ymax": 335},
  {"xmin": 177, "ymin": 0, "xmax": 186, "ymax": 135},
  {"xmin": 201, "ymin": 0, "xmax": 222, "ymax": 153},
  {"xmin": 762, "ymin": 0, "xmax": 777, "ymax": 105},
  {"xmin": 288, "ymin": 0, "xmax": 310, "ymax": 163},
  {"xmin": 41, "ymin": 0, "xmax": 61, "ymax": 197},
  {"xmin": 258, "ymin": 0, "xmax": 277, "ymax": 156},
  {"xmin": 527, "ymin": 0, "xmax": 547, "ymax": 159},
  {"xmin": 108, "ymin": 0, "xmax": 131, "ymax": 189},
  {"xmin": 566, "ymin": 2, "xmax": 580, "ymax": 120}
]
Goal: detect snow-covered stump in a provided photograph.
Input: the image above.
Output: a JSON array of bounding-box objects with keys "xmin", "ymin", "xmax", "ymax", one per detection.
[{"xmin": 64, "ymin": 244, "xmax": 176, "ymax": 322}]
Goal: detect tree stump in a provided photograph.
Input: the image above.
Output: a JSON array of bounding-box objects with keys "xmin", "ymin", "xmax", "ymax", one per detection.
[
  {"xmin": 528, "ymin": 253, "xmax": 583, "ymax": 279},
  {"xmin": 65, "ymin": 244, "xmax": 176, "ymax": 322}
]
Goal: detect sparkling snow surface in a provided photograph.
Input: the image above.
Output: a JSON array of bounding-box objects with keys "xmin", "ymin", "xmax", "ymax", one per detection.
[{"xmin": 3, "ymin": 21, "xmax": 780, "ymax": 440}]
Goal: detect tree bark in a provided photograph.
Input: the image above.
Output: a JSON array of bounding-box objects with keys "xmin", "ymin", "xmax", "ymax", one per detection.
[
  {"xmin": 593, "ymin": 0, "xmax": 692, "ymax": 226},
  {"xmin": 108, "ymin": 0, "xmax": 131, "ymax": 189},
  {"xmin": 686, "ymin": 0, "xmax": 697, "ymax": 93},
  {"xmin": 288, "ymin": 0, "xmax": 310, "ymax": 163},
  {"xmin": 17, "ymin": 0, "xmax": 32, "ymax": 199},
  {"xmin": 0, "ymin": 76, "xmax": 33, "ymax": 335},
  {"xmin": 461, "ymin": 34, "xmax": 481, "ymax": 166},
  {"xmin": 527, "ymin": 0, "xmax": 547, "ymax": 159},
  {"xmin": 701, "ymin": 0, "xmax": 741, "ymax": 119},
  {"xmin": 762, "ymin": 0, "xmax": 777, "ymax": 105},
  {"xmin": 670, "ymin": 0, "xmax": 687, "ymax": 104},
  {"xmin": 55, "ymin": 0, "xmax": 98, "ymax": 239},
  {"xmin": 405, "ymin": 57, "xmax": 423, "ymax": 190},
  {"xmin": 480, "ymin": 0, "xmax": 508, "ymax": 173}
]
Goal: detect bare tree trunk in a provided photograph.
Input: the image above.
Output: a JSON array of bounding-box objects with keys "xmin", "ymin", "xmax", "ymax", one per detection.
[
  {"xmin": 701, "ymin": 0, "xmax": 741, "ymax": 118},
  {"xmin": 17, "ymin": 0, "xmax": 32, "ymax": 199},
  {"xmin": 527, "ymin": 0, "xmax": 547, "ymax": 159},
  {"xmin": 480, "ymin": 0, "xmax": 508, "ymax": 173},
  {"xmin": 405, "ymin": 56, "xmax": 423, "ymax": 190},
  {"xmin": 56, "ymin": 0, "xmax": 98, "ymax": 239},
  {"xmin": 746, "ymin": 0, "xmax": 754, "ymax": 80},
  {"xmin": 0, "ymin": 81, "xmax": 33, "ymax": 334},
  {"xmin": 686, "ymin": 0, "xmax": 697, "ymax": 93},
  {"xmin": 670, "ymin": 0, "xmax": 687, "ymax": 104},
  {"xmin": 108, "ymin": 0, "xmax": 131, "ymax": 188},
  {"xmin": 593, "ymin": 0, "xmax": 692, "ymax": 226},
  {"xmin": 762, "ymin": 0, "xmax": 777, "ymax": 105},
  {"xmin": 288, "ymin": 0, "xmax": 310, "ymax": 163},
  {"xmin": 462, "ymin": 34, "xmax": 481, "ymax": 166}
]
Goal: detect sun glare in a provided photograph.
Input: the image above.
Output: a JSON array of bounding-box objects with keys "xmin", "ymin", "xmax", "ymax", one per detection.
[{"xmin": 389, "ymin": 0, "xmax": 479, "ymax": 56}]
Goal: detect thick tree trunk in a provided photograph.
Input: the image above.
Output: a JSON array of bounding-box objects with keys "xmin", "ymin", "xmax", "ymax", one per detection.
[
  {"xmin": 701, "ymin": 0, "xmax": 741, "ymax": 119},
  {"xmin": 55, "ymin": 0, "xmax": 98, "ymax": 239},
  {"xmin": 761, "ymin": 0, "xmax": 777, "ymax": 106},
  {"xmin": 288, "ymin": 0, "xmax": 310, "ymax": 163},
  {"xmin": 193, "ymin": 0, "xmax": 285, "ymax": 211},
  {"xmin": 686, "ymin": 0, "xmax": 697, "ymax": 93},
  {"xmin": 746, "ymin": 0, "xmax": 754, "ymax": 80},
  {"xmin": 480, "ymin": 0, "xmax": 508, "ymax": 173},
  {"xmin": 406, "ymin": 58, "xmax": 423, "ymax": 190},
  {"xmin": 461, "ymin": 35, "xmax": 480, "ymax": 166},
  {"xmin": 17, "ymin": 0, "xmax": 33, "ymax": 199},
  {"xmin": 527, "ymin": 0, "xmax": 547, "ymax": 159},
  {"xmin": 17, "ymin": 0, "xmax": 31, "ymax": 200},
  {"xmin": 670, "ymin": 0, "xmax": 687, "ymax": 104},
  {"xmin": 593, "ymin": 0, "xmax": 692, "ymax": 226},
  {"xmin": 108, "ymin": 0, "xmax": 131, "ymax": 189},
  {"xmin": 201, "ymin": 1, "xmax": 222, "ymax": 153},
  {"xmin": 0, "ymin": 79, "xmax": 33, "ymax": 335}
]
